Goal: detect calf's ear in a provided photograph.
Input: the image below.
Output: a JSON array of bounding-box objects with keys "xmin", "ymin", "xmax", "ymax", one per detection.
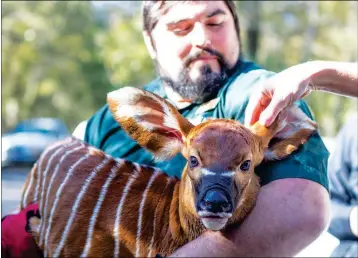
[
  {"xmin": 107, "ymin": 87, "xmax": 194, "ymax": 161},
  {"xmin": 249, "ymin": 105, "xmax": 317, "ymax": 161}
]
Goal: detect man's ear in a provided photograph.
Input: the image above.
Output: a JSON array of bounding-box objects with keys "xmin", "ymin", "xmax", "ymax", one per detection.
[
  {"xmin": 249, "ymin": 105, "xmax": 318, "ymax": 161},
  {"xmin": 143, "ymin": 30, "xmax": 156, "ymax": 60},
  {"xmin": 107, "ymin": 87, "xmax": 194, "ymax": 161}
]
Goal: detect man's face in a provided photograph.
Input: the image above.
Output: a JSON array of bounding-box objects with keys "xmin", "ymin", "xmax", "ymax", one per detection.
[{"xmin": 149, "ymin": 1, "xmax": 240, "ymax": 103}]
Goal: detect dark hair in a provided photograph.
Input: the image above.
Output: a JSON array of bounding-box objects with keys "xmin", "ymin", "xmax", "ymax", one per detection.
[{"xmin": 141, "ymin": 0, "xmax": 241, "ymax": 41}]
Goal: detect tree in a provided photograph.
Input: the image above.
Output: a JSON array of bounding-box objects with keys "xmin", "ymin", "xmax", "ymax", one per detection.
[
  {"xmin": 96, "ymin": 7, "xmax": 155, "ymax": 89},
  {"xmin": 2, "ymin": 1, "xmax": 112, "ymax": 132}
]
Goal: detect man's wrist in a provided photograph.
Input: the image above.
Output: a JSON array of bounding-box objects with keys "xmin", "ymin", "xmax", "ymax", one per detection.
[
  {"xmin": 301, "ymin": 61, "xmax": 328, "ymax": 89},
  {"xmin": 349, "ymin": 206, "xmax": 358, "ymax": 237}
]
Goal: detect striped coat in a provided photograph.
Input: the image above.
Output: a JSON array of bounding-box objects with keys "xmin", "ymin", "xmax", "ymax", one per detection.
[{"xmin": 21, "ymin": 137, "xmax": 189, "ymax": 257}]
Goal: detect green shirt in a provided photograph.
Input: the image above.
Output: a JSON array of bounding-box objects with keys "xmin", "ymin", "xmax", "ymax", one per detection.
[{"xmin": 84, "ymin": 60, "xmax": 329, "ymax": 191}]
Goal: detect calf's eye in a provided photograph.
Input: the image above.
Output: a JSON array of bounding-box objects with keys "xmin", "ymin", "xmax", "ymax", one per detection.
[
  {"xmin": 240, "ymin": 160, "xmax": 251, "ymax": 171},
  {"xmin": 189, "ymin": 156, "xmax": 199, "ymax": 168}
]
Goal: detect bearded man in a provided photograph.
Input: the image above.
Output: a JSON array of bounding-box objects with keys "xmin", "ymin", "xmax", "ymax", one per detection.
[
  {"xmin": 2, "ymin": 1, "xmax": 330, "ymax": 257},
  {"xmin": 82, "ymin": 1, "xmax": 330, "ymax": 256}
]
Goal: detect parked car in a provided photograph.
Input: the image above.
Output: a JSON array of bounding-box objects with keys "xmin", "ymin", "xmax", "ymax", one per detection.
[{"xmin": 2, "ymin": 118, "xmax": 70, "ymax": 167}]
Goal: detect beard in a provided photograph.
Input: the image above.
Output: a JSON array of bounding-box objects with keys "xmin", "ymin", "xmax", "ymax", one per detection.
[{"xmin": 157, "ymin": 48, "xmax": 234, "ymax": 104}]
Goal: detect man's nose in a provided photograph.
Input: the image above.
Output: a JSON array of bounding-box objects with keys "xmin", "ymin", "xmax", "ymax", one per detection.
[
  {"xmin": 199, "ymin": 190, "xmax": 232, "ymax": 213},
  {"xmin": 191, "ymin": 23, "xmax": 210, "ymax": 48}
]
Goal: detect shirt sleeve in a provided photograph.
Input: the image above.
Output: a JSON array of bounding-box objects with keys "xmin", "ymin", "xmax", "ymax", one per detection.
[{"xmin": 84, "ymin": 105, "xmax": 110, "ymax": 148}]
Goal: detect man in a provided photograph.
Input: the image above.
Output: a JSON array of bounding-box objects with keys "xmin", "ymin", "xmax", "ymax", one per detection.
[
  {"xmin": 83, "ymin": 1, "xmax": 330, "ymax": 257},
  {"xmin": 328, "ymin": 117, "xmax": 358, "ymax": 257},
  {"xmin": 2, "ymin": 1, "xmax": 330, "ymax": 257}
]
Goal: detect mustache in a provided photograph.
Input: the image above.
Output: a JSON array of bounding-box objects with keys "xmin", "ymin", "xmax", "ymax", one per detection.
[{"xmin": 184, "ymin": 47, "xmax": 226, "ymax": 68}]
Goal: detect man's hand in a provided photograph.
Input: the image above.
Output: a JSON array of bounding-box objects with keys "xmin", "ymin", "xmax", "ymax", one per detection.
[
  {"xmin": 245, "ymin": 60, "xmax": 358, "ymax": 127},
  {"xmin": 245, "ymin": 64, "xmax": 312, "ymax": 127}
]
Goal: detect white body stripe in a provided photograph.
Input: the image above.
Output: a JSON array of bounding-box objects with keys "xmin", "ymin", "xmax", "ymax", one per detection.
[
  {"xmin": 53, "ymin": 158, "xmax": 111, "ymax": 257},
  {"xmin": 41, "ymin": 144, "xmax": 85, "ymax": 247},
  {"xmin": 34, "ymin": 140, "xmax": 68, "ymax": 202},
  {"xmin": 43, "ymin": 150, "xmax": 88, "ymax": 256},
  {"xmin": 22, "ymin": 163, "xmax": 37, "ymax": 208},
  {"xmin": 201, "ymin": 169, "xmax": 235, "ymax": 177},
  {"xmin": 147, "ymin": 177, "xmax": 171, "ymax": 258},
  {"xmin": 136, "ymin": 170, "xmax": 161, "ymax": 257},
  {"xmin": 133, "ymin": 162, "xmax": 141, "ymax": 173},
  {"xmin": 38, "ymin": 145, "xmax": 65, "ymax": 210},
  {"xmin": 38, "ymin": 140, "xmax": 79, "ymax": 245},
  {"xmin": 114, "ymin": 168, "xmax": 140, "ymax": 258},
  {"xmin": 80, "ymin": 162, "xmax": 121, "ymax": 257}
]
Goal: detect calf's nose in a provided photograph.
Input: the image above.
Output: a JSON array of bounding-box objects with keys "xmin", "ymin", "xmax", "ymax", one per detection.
[{"xmin": 199, "ymin": 190, "xmax": 232, "ymax": 213}]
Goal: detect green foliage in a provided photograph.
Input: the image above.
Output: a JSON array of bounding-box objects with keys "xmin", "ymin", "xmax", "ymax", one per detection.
[
  {"xmin": 96, "ymin": 9, "xmax": 155, "ymax": 88},
  {"xmin": 2, "ymin": 1, "xmax": 112, "ymax": 132}
]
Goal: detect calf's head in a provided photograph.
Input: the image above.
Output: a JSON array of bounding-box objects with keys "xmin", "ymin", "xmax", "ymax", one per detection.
[{"xmin": 107, "ymin": 87, "xmax": 317, "ymax": 231}]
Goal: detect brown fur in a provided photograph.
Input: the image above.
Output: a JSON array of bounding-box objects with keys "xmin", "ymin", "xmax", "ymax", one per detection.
[{"xmin": 20, "ymin": 87, "xmax": 317, "ymax": 257}]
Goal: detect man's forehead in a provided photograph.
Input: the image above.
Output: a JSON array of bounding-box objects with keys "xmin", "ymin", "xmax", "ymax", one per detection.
[{"xmin": 157, "ymin": 1, "xmax": 229, "ymax": 24}]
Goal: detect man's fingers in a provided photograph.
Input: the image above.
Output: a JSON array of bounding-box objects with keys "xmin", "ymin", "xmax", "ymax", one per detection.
[
  {"xmin": 245, "ymin": 93, "xmax": 270, "ymax": 126},
  {"xmin": 259, "ymin": 96, "xmax": 288, "ymax": 127},
  {"xmin": 248, "ymin": 102, "xmax": 264, "ymax": 126},
  {"xmin": 250, "ymin": 97, "xmax": 272, "ymax": 126},
  {"xmin": 245, "ymin": 94, "xmax": 260, "ymax": 126}
]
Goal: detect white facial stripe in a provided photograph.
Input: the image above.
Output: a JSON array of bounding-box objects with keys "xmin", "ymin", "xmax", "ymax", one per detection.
[
  {"xmin": 221, "ymin": 171, "xmax": 235, "ymax": 177},
  {"xmin": 201, "ymin": 169, "xmax": 235, "ymax": 177},
  {"xmin": 201, "ymin": 169, "xmax": 215, "ymax": 176}
]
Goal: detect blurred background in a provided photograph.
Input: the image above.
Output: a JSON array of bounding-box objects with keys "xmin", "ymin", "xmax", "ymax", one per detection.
[
  {"xmin": 1, "ymin": 1, "xmax": 357, "ymax": 256},
  {"xmin": 2, "ymin": 1, "xmax": 357, "ymax": 136}
]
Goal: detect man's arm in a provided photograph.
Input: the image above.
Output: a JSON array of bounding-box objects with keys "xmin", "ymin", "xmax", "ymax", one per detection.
[
  {"xmin": 309, "ymin": 61, "xmax": 358, "ymax": 98},
  {"xmin": 170, "ymin": 178, "xmax": 330, "ymax": 257}
]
